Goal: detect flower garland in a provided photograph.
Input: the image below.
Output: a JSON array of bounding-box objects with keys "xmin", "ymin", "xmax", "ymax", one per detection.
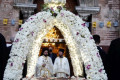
[
  {"xmin": 4, "ymin": 6, "xmax": 107, "ymax": 80},
  {"xmin": 41, "ymin": 3, "xmax": 66, "ymax": 17}
]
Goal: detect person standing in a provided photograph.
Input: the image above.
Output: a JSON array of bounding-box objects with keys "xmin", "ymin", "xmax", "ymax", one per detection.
[
  {"xmin": 7, "ymin": 37, "xmax": 14, "ymax": 54},
  {"xmin": 93, "ymin": 35, "xmax": 107, "ymax": 69},
  {"xmin": 35, "ymin": 48, "xmax": 53, "ymax": 78},
  {"xmin": 6, "ymin": 37, "xmax": 14, "ymax": 65},
  {"xmin": 0, "ymin": 33, "xmax": 7, "ymax": 80},
  {"xmin": 107, "ymin": 38, "xmax": 120, "ymax": 80},
  {"xmin": 53, "ymin": 49, "xmax": 70, "ymax": 78},
  {"xmin": 49, "ymin": 46, "xmax": 57, "ymax": 64}
]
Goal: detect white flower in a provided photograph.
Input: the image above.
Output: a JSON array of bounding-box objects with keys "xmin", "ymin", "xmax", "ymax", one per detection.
[{"xmin": 4, "ymin": 8, "xmax": 107, "ymax": 80}]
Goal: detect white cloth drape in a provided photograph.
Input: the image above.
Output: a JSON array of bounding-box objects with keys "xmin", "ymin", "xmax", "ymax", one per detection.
[
  {"xmin": 53, "ymin": 57, "xmax": 70, "ymax": 78},
  {"xmin": 35, "ymin": 56, "xmax": 53, "ymax": 78}
]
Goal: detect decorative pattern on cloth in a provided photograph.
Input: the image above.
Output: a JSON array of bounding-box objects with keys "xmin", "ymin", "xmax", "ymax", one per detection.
[
  {"xmin": 35, "ymin": 56, "xmax": 53, "ymax": 78},
  {"xmin": 53, "ymin": 57, "xmax": 70, "ymax": 78}
]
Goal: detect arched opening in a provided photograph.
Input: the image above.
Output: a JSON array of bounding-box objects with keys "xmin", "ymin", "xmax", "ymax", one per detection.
[
  {"xmin": 4, "ymin": 11, "xmax": 107, "ymax": 80},
  {"xmin": 38, "ymin": 26, "xmax": 74, "ymax": 76},
  {"xmin": 27, "ymin": 19, "xmax": 83, "ymax": 77}
]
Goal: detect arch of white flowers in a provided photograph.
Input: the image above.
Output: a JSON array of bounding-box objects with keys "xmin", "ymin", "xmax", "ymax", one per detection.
[{"xmin": 4, "ymin": 10, "xmax": 107, "ymax": 80}]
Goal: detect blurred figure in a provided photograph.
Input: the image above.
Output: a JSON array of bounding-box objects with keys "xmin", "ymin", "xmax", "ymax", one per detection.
[
  {"xmin": 93, "ymin": 35, "xmax": 107, "ymax": 70},
  {"xmin": 7, "ymin": 37, "xmax": 14, "ymax": 52},
  {"xmin": 49, "ymin": 46, "xmax": 57, "ymax": 64},
  {"xmin": 107, "ymin": 38, "xmax": 120, "ymax": 80},
  {"xmin": 53, "ymin": 49, "xmax": 70, "ymax": 78},
  {"xmin": 0, "ymin": 33, "xmax": 7, "ymax": 80},
  {"xmin": 7, "ymin": 37, "xmax": 14, "ymax": 61}
]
